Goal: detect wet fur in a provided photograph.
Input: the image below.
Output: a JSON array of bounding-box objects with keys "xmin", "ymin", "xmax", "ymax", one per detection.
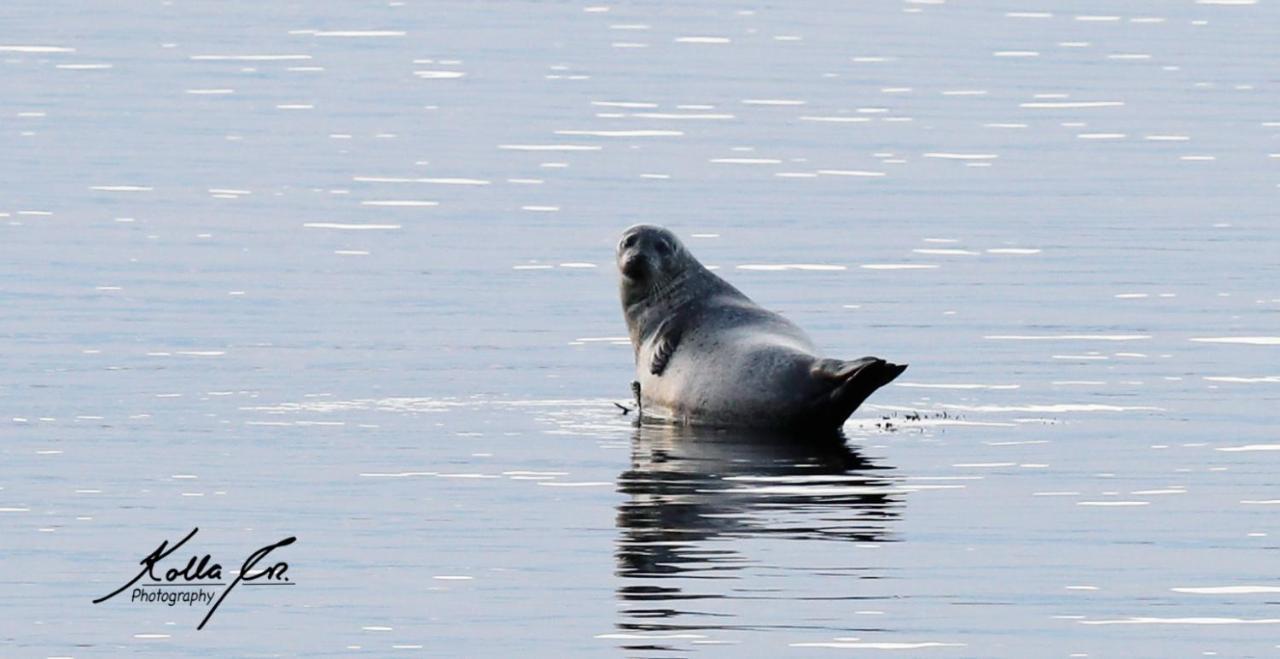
[{"xmin": 617, "ymin": 224, "xmax": 906, "ymax": 432}]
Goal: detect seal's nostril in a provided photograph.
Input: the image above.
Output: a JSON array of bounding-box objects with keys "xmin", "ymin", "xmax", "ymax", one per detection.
[{"xmin": 622, "ymin": 254, "xmax": 648, "ymax": 278}]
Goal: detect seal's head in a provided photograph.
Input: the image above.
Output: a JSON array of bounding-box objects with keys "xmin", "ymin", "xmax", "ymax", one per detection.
[
  {"xmin": 618, "ymin": 224, "xmax": 695, "ymax": 343},
  {"xmin": 616, "ymin": 224, "xmax": 688, "ymax": 286}
]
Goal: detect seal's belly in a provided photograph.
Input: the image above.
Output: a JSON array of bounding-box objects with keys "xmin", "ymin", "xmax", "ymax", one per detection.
[{"xmin": 637, "ymin": 327, "xmax": 818, "ymax": 426}]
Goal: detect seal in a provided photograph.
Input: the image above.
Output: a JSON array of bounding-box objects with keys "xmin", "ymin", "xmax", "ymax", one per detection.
[{"xmin": 617, "ymin": 224, "xmax": 907, "ymax": 433}]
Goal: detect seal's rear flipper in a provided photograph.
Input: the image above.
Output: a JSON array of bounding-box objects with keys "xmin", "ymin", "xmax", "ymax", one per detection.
[{"xmin": 811, "ymin": 357, "xmax": 907, "ymax": 429}]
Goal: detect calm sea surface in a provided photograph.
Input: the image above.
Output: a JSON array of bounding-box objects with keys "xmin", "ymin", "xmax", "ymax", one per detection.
[{"xmin": 3, "ymin": 0, "xmax": 1279, "ymax": 656}]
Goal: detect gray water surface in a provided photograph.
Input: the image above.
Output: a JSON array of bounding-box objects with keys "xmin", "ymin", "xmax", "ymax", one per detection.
[{"xmin": 3, "ymin": 0, "xmax": 1279, "ymax": 656}]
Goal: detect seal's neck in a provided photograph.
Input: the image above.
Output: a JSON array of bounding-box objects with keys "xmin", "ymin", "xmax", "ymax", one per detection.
[{"xmin": 621, "ymin": 265, "xmax": 702, "ymax": 345}]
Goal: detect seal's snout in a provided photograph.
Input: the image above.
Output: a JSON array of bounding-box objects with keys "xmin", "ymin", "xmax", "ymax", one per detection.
[{"xmin": 621, "ymin": 251, "xmax": 650, "ymax": 279}]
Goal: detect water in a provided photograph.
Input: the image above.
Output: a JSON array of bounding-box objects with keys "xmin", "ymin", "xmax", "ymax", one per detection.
[{"xmin": 3, "ymin": 0, "xmax": 1279, "ymax": 655}]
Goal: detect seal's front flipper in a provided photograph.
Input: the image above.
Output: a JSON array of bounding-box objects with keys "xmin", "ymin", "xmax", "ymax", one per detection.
[
  {"xmin": 629, "ymin": 380, "xmax": 645, "ymax": 425},
  {"xmin": 811, "ymin": 357, "xmax": 907, "ymax": 429},
  {"xmin": 649, "ymin": 318, "xmax": 684, "ymax": 376}
]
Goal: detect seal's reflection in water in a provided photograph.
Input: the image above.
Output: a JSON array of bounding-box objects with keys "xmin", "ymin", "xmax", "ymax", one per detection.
[{"xmin": 613, "ymin": 423, "xmax": 902, "ymax": 651}]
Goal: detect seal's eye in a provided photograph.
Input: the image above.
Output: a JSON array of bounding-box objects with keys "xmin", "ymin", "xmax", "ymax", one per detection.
[
  {"xmin": 655, "ymin": 240, "xmax": 672, "ymax": 256},
  {"xmin": 622, "ymin": 235, "xmax": 638, "ymax": 249}
]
